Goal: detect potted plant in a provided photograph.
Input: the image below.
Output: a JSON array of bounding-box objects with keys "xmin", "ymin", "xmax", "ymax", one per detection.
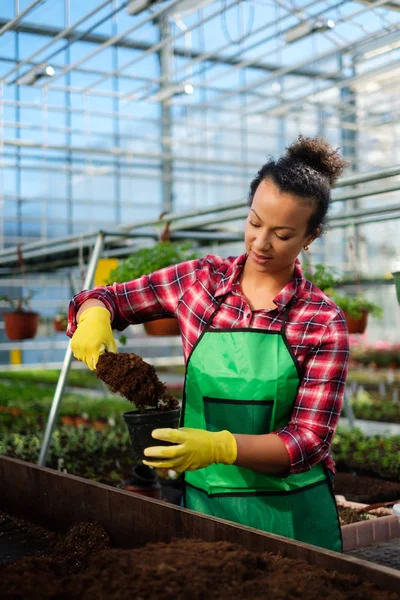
[
  {"xmin": 53, "ymin": 309, "xmax": 68, "ymax": 332},
  {"xmin": 1, "ymin": 292, "xmax": 39, "ymax": 341},
  {"xmin": 108, "ymin": 241, "xmax": 197, "ymax": 336},
  {"xmin": 330, "ymin": 292, "xmax": 383, "ymax": 334},
  {"xmin": 303, "ymin": 264, "xmax": 382, "ymax": 334}
]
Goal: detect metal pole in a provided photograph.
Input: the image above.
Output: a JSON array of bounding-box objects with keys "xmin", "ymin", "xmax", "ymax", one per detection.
[
  {"xmin": 38, "ymin": 230, "xmax": 106, "ymax": 466},
  {"xmin": 159, "ymin": 17, "xmax": 173, "ymax": 213},
  {"xmin": 0, "ymin": 0, "xmax": 45, "ymax": 37},
  {"xmin": 0, "ymin": 0, "xmax": 111, "ymax": 82},
  {"xmin": 38, "ymin": 0, "xmax": 183, "ymax": 87}
]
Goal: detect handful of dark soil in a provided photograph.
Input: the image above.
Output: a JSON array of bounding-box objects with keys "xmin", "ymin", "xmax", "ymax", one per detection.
[{"xmin": 96, "ymin": 352, "xmax": 179, "ymax": 412}]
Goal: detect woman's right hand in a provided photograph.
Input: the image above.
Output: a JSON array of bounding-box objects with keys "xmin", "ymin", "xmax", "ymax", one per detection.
[{"xmin": 70, "ymin": 306, "xmax": 117, "ymax": 371}]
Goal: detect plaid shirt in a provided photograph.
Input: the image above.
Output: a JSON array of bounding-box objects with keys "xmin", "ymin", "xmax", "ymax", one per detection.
[{"xmin": 68, "ymin": 254, "xmax": 349, "ymax": 475}]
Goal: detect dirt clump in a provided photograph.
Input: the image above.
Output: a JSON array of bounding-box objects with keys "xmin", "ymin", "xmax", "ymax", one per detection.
[{"xmin": 96, "ymin": 352, "xmax": 179, "ymax": 412}]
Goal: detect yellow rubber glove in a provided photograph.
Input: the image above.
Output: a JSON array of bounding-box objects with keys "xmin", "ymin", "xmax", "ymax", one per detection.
[
  {"xmin": 142, "ymin": 427, "xmax": 237, "ymax": 472},
  {"xmin": 70, "ymin": 306, "xmax": 117, "ymax": 371}
]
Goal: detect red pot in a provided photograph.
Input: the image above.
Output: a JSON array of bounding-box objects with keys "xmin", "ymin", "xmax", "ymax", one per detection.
[
  {"xmin": 3, "ymin": 311, "xmax": 39, "ymax": 340},
  {"xmin": 143, "ymin": 318, "xmax": 180, "ymax": 336},
  {"xmin": 344, "ymin": 310, "xmax": 368, "ymax": 334},
  {"xmin": 53, "ymin": 319, "xmax": 67, "ymax": 332}
]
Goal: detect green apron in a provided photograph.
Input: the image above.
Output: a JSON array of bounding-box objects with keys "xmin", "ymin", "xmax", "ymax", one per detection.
[{"xmin": 182, "ymin": 298, "xmax": 342, "ymax": 552}]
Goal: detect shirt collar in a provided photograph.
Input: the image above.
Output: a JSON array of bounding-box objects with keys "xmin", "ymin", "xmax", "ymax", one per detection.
[
  {"xmin": 214, "ymin": 254, "xmax": 247, "ymax": 298},
  {"xmin": 215, "ymin": 254, "xmax": 304, "ymax": 311}
]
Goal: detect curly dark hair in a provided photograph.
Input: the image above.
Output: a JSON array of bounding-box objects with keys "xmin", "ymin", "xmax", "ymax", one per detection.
[{"xmin": 248, "ymin": 135, "xmax": 349, "ymax": 237}]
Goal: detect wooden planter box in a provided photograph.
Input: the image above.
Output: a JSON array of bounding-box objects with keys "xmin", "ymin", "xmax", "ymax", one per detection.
[{"xmin": 1, "ymin": 456, "xmax": 400, "ymax": 595}]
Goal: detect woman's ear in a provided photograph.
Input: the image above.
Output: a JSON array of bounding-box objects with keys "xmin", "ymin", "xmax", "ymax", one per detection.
[{"xmin": 307, "ymin": 226, "xmax": 321, "ymax": 247}]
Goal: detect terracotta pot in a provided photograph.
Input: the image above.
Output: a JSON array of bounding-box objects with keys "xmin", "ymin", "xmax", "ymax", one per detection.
[
  {"xmin": 53, "ymin": 319, "xmax": 67, "ymax": 332},
  {"xmin": 143, "ymin": 318, "xmax": 180, "ymax": 336},
  {"xmin": 344, "ymin": 310, "xmax": 368, "ymax": 334},
  {"xmin": 3, "ymin": 311, "xmax": 39, "ymax": 340}
]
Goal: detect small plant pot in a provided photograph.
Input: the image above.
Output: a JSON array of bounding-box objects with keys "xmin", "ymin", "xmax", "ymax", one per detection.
[
  {"xmin": 143, "ymin": 318, "xmax": 180, "ymax": 336},
  {"xmin": 53, "ymin": 319, "xmax": 67, "ymax": 332},
  {"xmin": 119, "ymin": 463, "xmax": 162, "ymax": 499},
  {"xmin": 3, "ymin": 311, "xmax": 39, "ymax": 340},
  {"xmin": 123, "ymin": 407, "xmax": 181, "ymax": 462},
  {"xmin": 344, "ymin": 310, "xmax": 368, "ymax": 334}
]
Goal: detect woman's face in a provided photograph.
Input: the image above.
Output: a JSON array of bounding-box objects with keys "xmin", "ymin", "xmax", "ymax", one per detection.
[{"xmin": 244, "ymin": 178, "xmax": 316, "ymax": 277}]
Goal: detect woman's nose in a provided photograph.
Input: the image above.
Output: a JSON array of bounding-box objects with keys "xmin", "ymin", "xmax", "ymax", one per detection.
[{"xmin": 254, "ymin": 233, "xmax": 272, "ymax": 251}]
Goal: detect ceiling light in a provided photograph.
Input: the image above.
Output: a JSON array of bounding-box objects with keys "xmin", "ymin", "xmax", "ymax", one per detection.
[
  {"xmin": 15, "ymin": 64, "xmax": 55, "ymax": 86},
  {"xmin": 148, "ymin": 82, "xmax": 194, "ymax": 102},
  {"xmin": 285, "ymin": 19, "xmax": 335, "ymax": 44}
]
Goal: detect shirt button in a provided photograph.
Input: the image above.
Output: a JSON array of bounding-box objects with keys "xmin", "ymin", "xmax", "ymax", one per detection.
[{"xmin": 246, "ymin": 313, "xmax": 251, "ymax": 318}]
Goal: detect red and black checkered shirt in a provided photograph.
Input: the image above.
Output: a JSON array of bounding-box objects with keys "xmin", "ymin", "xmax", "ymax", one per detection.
[{"xmin": 68, "ymin": 254, "xmax": 349, "ymax": 475}]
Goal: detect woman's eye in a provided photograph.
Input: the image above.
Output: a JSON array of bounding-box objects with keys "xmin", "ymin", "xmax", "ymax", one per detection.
[
  {"xmin": 250, "ymin": 222, "xmax": 260, "ymax": 228},
  {"xmin": 276, "ymin": 234, "xmax": 290, "ymax": 241}
]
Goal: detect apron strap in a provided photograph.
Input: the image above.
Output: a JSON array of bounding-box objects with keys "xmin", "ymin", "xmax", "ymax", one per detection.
[
  {"xmin": 203, "ymin": 294, "xmax": 229, "ymax": 333},
  {"xmin": 280, "ymin": 296, "xmax": 296, "ymax": 333}
]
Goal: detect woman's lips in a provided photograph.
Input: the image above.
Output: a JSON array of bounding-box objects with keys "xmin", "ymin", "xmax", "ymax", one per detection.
[{"xmin": 252, "ymin": 251, "xmax": 272, "ymax": 264}]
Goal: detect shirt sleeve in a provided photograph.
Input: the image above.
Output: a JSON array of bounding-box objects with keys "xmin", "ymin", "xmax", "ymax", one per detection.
[
  {"xmin": 275, "ymin": 313, "xmax": 349, "ymax": 474},
  {"xmin": 66, "ymin": 257, "xmax": 203, "ymax": 337}
]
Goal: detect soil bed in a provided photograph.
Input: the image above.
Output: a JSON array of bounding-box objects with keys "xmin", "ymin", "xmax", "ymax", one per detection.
[
  {"xmin": 338, "ymin": 506, "xmax": 370, "ymax": 526},
  {"xmin": 96, "ymin": 352, "xmax": 179, "ymax": 412},
  {"xmin": 335, "ymin": 472, "xmax": 400, "ymax": 504},
  {"xmin": 0, "ymin": 515, "xmax": 399, "ymax": 599}
]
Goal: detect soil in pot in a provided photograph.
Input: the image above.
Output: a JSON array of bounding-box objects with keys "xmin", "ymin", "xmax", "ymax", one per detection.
[
  {"xmin": 334, "ymin": 472, "xmax": 400, "ymax": 504},
  {"xmin": 1, "ymin": 516, "xmax": 399, "ymax": 600},
  {"xmin": 96, "ymin": 352, "xmax": 180, "ymax": 461}
]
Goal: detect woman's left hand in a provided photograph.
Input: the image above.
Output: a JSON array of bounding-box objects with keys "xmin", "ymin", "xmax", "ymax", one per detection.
[{"xmin": 143, "ymin": 427, "xmax": 237, "ymax": 472}]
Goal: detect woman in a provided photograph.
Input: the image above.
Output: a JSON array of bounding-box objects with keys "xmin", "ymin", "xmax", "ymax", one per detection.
[{"xmin": 68, "ymin": 135, "xmax": 349, "ymax": 552}]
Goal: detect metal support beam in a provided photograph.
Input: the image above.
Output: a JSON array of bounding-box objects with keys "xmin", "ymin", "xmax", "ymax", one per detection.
[
  {"xmin": 0, "ymin": 15, "xmax": 333, "ymax": 83},
  {"xmin": 159, "ymin": 18, "xmax": 173, "ymax": 213},
  {"xmin": 38, "ymin": 230, "xmax": 106, "ymax": 466}
]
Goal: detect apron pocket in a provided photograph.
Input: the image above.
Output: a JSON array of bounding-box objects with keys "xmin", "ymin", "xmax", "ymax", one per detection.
[{"xmin": 203, "ymin": 396, "xmax": 274, "ymax": 435}]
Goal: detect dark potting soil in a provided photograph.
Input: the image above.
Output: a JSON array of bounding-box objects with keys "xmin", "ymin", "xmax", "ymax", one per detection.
[
  {"xmin": 1, "ymin": 518, "xmax": 399, "ymax": 600},
  {"xmin": 96, "ymin": 352, "xmax": 179, "ymax": 412},
  {"xmin": 335, "ymin": 472, "xmax": 400, "ymax": 504}
]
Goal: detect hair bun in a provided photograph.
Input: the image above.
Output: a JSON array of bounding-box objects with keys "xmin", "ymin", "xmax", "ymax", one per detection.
[{"xmin": 285, "ymin": 135, "xmax": 349, "ymax": 185}]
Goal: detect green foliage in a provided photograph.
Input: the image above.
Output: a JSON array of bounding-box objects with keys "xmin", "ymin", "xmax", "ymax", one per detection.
[
  {"xmin": 303, "ymin": 263, "xmax": 382, "ymax": 320},
  {"xmin": 330, "ymin": 292, "xmax": 383, "ymax": 320},
  {"xmin": 0, "ymin": 291, "xmax": 34, "ymax": 312},
  {"xmin": 350, "ymin": 345, "xmax": 400, "ymax": 368},
  {"xmin": 0, "ymin": 424, "xmax": 132, "ymax": 484},
  {"xmin": 0, "ymin": 368, "xmax": 102, "ymax": 389},
  {"xmin": 303, "ymin": 263, "xmax": 340, "ymax": 293},
  {"xmin": 0, "ymin": 380, "xmax": 129, "ymax": 422},
  {"xmin": 350, "ymin": 389, "xmax": 400, "ymax": 423},
  {"xmin": 108, "ymin": 241, "xmax": 198, "ymax": 283},
  {"xmin": 332, "ymin": 427, "xmax": 400, "ymax": 481}
]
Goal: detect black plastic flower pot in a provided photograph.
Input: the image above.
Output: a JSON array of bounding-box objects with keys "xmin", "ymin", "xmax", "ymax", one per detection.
[
  {"xmin": 118, "ymin": 463, "xmax": 162, "ymax": 499},
  {"xmin": 123, "ymin": 407, "xmax": 181, "ymax": 462}
]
